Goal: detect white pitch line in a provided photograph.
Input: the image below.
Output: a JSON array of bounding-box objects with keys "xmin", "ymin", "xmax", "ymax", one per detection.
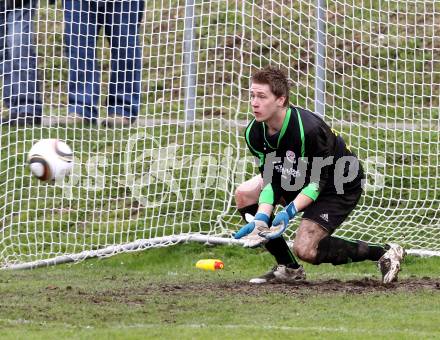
[
  {"xmin": 1, "ymin": 319, "xmax": 438, "ymax": 337},
  {"xmin": 114, "ymin": 323, "xmax": 440, "ymax": 336}
]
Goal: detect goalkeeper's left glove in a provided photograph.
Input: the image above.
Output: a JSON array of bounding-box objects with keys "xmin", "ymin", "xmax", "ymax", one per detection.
[{"xmin": 260, "ymin": 201, "xmax": 297, "ymax": 240}]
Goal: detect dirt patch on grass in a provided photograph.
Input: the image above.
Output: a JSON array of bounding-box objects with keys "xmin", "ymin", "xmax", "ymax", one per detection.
[
  {"xmin": 150, "ymin": 277, "xmax": 440, "ymax": 297},
  {"xmin": 57, "ymin": 277, "xmax": 440, "ymax": 306}
]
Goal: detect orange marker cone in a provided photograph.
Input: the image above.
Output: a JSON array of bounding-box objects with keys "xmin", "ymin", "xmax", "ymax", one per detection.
[{"xmin": 196, "ymin": 259, "xmax": 224, "ymax": 271}]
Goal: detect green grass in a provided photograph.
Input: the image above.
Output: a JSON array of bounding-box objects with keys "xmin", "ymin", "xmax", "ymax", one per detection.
[
  {"xmin": 0, "ymin": 2, "xmax": 439, "ymax": 338},
  {"xmin": 1, "ymin": 243, "xmax": 440, "ymax": 339}
]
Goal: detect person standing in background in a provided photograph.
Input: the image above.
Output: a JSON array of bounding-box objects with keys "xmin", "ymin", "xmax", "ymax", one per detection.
[
  {"xmin": 0, "ymin": 0, "xmax": 42, "ymax": 126},
  {"xmin": 63, "ymin": 0, "xmax": 145, "ymax": 127}
]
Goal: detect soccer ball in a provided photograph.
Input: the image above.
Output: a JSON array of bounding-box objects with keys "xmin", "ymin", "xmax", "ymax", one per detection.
[{"xmin": 28, "ymin": 139, "xmax": 73, "ymax": 182}]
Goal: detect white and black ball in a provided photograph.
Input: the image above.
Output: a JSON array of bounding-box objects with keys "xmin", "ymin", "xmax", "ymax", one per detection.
[{"xmin": 28, "ymin": 139, "xmax": 73, "ymax": 182}]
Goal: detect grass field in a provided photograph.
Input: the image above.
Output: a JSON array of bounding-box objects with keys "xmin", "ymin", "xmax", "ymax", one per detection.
[
  {"xmin": 0, "ymin": 1, "xmax": 439, "ymax": 338},
  {"xmin": 1, "ymin": 243, "xmax": 440, "ymax": 339}
]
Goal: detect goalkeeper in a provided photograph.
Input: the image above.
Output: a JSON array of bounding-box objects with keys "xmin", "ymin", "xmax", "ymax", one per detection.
[{"xmin": 234, "ymin": 66, "xmax": 405, "ymax": 284}]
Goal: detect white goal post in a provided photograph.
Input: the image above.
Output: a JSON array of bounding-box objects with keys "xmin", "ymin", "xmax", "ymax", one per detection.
[{"xmin": 0, "ymin": 0, "xmax": 439, "ymax": 269}]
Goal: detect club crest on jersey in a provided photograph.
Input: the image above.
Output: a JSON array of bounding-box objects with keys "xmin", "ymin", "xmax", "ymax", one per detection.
[{"xmin": 286, "ymin": 150, "xmax": 296, "ymax": 163}]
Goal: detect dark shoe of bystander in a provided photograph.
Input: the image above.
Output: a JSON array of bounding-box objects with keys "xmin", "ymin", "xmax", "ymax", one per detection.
[
  {"xmin": 0, "ymin": 115, "xmax": 41, "ymax": 127},
  {"xmin": 66, "ymin": 113, "xmax": 97, "ymax": 126},
  {"xmin": 101, "ymin": 115, "xmax": 134, "ymax": 128}
]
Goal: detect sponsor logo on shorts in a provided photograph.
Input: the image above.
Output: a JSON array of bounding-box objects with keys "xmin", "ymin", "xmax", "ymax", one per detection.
[{"xmin": 320, "ymin": 213, "xmax": 329, "ymax": 222}]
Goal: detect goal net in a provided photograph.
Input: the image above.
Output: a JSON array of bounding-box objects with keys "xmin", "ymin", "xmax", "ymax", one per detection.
[{"xmin": 0, "ymin": 0, "xmax": 439, "ymax": 269}]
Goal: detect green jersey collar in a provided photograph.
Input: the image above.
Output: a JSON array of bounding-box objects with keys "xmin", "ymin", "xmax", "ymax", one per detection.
[{"xmin": 262, "ymin": 107, "xmax": 291, "ymax": 149}]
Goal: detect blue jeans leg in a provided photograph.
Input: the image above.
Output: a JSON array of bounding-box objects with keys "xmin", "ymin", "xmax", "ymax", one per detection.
[
  {"xmin": 0, "ymin": 5, "xmax": 5, "ymax": 66},
  {"xmin": 3, "ymin": 3, "xmax": 42, "ymax": 118},
  {"xmin": 105, "ymin": 0, "xmax": 144, "ymax": 120},
  {"xmin": 64, "ymin": 0, "xmax": 101, "ymax": 119}
]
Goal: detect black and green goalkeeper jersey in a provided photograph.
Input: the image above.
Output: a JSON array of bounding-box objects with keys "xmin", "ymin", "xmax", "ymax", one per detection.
[{"xmin": 244, "ymin": 106, "xmax": 364, "ymax": 206}]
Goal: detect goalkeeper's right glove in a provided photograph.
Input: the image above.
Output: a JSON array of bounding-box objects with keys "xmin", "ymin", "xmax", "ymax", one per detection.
[{"xmin": 233, "ymin": 212, "xmax": 270, "ymax": 239}]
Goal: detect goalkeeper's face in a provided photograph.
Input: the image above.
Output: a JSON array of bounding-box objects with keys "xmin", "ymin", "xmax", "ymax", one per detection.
[{"xmin": 250, "ymin": 82, "xmax": 286, "ymax": 122}]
